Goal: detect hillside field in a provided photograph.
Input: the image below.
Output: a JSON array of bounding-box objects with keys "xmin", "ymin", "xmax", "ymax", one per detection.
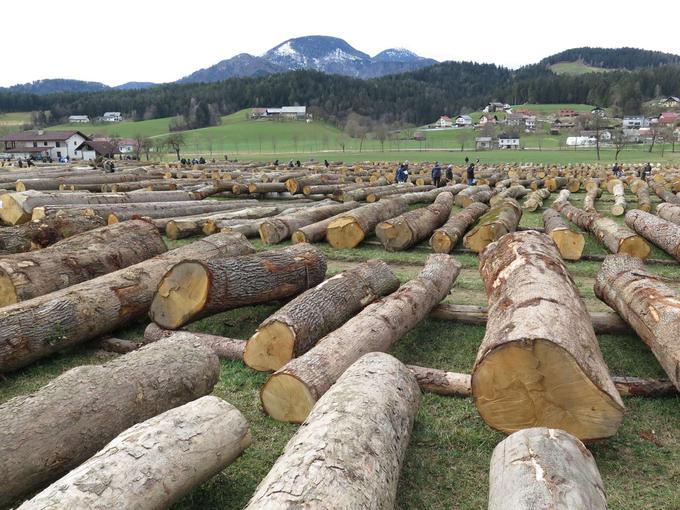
[{"xmin": 549, "ymin": 61, "xmax": 611, "ymax": 75}]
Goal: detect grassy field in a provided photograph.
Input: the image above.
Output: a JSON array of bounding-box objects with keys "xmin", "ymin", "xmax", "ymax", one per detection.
[
  {"xmin": 0, "ymin": 188, "xmax": 678, "ymax": 509},
  {"xmin": 549, "ymin": 62, "xmax": 611, "ymax": 75},
  {"xmin": 48, "ymin": 116, "xmax": 174, "ymax": 138},
  {"xmin": 0, "ymin": 112, "xmax": 31, "ymax": 126}
]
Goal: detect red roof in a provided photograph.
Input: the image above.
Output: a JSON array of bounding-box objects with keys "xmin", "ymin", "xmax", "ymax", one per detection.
[
  {"xmin": 0, "ymin": 130, "xmax": 89, "ymax": 142},
  {"xmin": 440, "ymin": 116, "xmax": 451, "ymax": 120},
  {"xmin": 3, "ymin": 147, "xmax": 51, "ymax": 154},
  {"xmin": 659, "ymin": 112, "xmax": 678, "ymax": 123}
]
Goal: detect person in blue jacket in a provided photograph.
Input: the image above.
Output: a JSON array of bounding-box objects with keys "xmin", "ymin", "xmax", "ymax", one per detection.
[{"xmin": 431, "ymin": 161, "xmax": 442, "ymax": 187}]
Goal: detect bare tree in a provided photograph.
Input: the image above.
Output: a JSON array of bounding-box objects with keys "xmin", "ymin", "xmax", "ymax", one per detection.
[
  {"xmin": 648, "ymin": 122, "xmax": 661, "ymax": 153},
  {"xmin": 133, "ymin": 133, "xmax": 147, "ymax": 160},
  {"xmin": 374, "ymin": 124, "xmax": 388, "ymax": 152},
  {"xmin": 611, "ymin": 129, "xmax": 628, "ymax": 161},
  {"xmin": 153, "ymin": 139, "xmax": 167, "ymax": 160},
  {"xmin": 458, "ymin": 130, "xmax": 471, "ymax": 151},
  {"xmin": 166, "ymin": 133, "xmax": 185, "ymax": 160}
]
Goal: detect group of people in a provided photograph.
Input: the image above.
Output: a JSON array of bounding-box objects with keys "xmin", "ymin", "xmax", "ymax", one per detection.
[
  {"xmin": 396, "ymin": 157, "xmax": 479, "ymax": 186},
  {"xmin": 612, "ymin": 162, "xmax": 653, "ymax": 179}
]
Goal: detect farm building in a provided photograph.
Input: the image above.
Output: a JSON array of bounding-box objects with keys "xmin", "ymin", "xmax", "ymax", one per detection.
[
  {"xmin": 116, "ymin": 138, "xmax": 139, "ymax": 154},
  {"xmin": 591, "ymin": 106, "xmax": 607, "ymax": 118},
  {"xmin": 505, "ymin": 113, "xmax": 525, "ymax": 126},
  {"xmin": 68, "ymin": 115, "xmax": 90, "ymax": 123},
  {"xmin": 478, "ymin": 114, "xmax": 497, "ymax": 126},
  {"xmin": 455, "ymin": 115, "xmax": 473, "ymax": 127},
  {"xmin": 497, "ymin": 133, "xmax": 520, "ymax": 149},
  {"xmin": 265, "ymin": 106, "xmax": 307, "ymax": 120},
  {"xmin": 559, "ymin": 108, "xmax": 578, "ymax": 117},
  {"xmin": 622, "ymin": 116, "xmax": 649, "ymax": 129},
  {"xmin": 524, "ymin": 115, "xmax": 537, "ymax": 131},
  {"xmin": 0, "ymin": 129, "xmax": 89, "ymax": 160},
  {"xmin": 660, "ymin": 96, "xmax": 680, "ymax": 108},
  {"xmin": 102, "ymin": 112, "xmax": 123, "ymax": 122},
  {"xmin": 482, "ymin": 102, "xmax": 510, "ymax": 113},
  {"xmin": 475, "ymin": 136, "xmax": 492, "ymax": 150},
  {"xmin": 659, "ymin": 112, "xmax": 679, "ymax": 125},
  {"xmin": 75, "ymin": 140, "xmax": 120, "ymax": 160},
  {"xmin": 434, "ymin": 116, "xmax": 453, "ymax": 128}
]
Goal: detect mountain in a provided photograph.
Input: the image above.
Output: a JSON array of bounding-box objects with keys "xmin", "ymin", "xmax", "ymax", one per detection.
[
  {"xmin": 114, "ymin": 82, "xmax": 158, "ymax": 90},
  {"xmin": 3, "ymin": 79, "xmax": 109, "ymax": 95},
  {"xmin": 177, "ymin": 53, "xmax": 282, "ymax": 84},
  {"xmin": 541, "ymin": 47, "xmax": 680, "ymax": 70}
]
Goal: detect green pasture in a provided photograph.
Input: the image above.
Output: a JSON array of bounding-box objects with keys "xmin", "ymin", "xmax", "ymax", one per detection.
[{"xmin": 549, "ymin": 62, "xmax": 610, "ymax": 75}]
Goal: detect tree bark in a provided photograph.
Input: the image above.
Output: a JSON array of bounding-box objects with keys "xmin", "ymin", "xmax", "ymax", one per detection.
[
  {"xmin": 611, "ymin": 181, "xmax": 627, "ymax": 216},
  {"xmin": 247, "ymin": 352, "xmax": 420, "ymax": 509},
  {"xmin": 0, "ymin": 338, "xmax": 219, "ymax": 507},
  {"xmin": 366, "ymin": 184, "xmax": 433, "ymax": 203},
  {"xmin": 261, "ymin": 254, "xmax": 460, "ymax": 423},
  {"xmin": 290, "ymin": 202, "xmax": 361, "ymax": 243},
  {"xmin": 472, "ymin": 231, "xmax": 625, "ymax": 440},
  {"xmin": 625, "ymin": 209, "xmax": 680, "ymax": 260},
  {"xmin": 107, "ymin": 200, "xmax": 256, "ymax": 223},
  {"xmin": 522, "ymin": 188, "xmax": 550, "ymax": 211},
  {"xmin": 430, "ymin": 202, "xmax": 489, "ymax": 253},
  {"xmin": 584, "ymin": 186, "xmax": 601, "ymax": 212},
  {"xmin": 326, "ymin": 198, "xmax": 409, "ymax": 249},
  {"xmin": 654, "ymin": 185, "xmax": 680, "ymax": 205},
  {"xmin": 18, "ymin": 396, "xmax": 250, "ymax": 510},
  {"xmin": 375, "ymin": 191, "xmax": 454, "ymax": 251},
  {"xmin": 463, "ymin": 198, "xmax": 523, "ymax": 253},
  {"xmin": 489, "ymin": 185, "xmax": 528, "ymax": 207},
  {"xmin": 149, "ymin": 244, "xmax": 327, "ymax": 329},
  {"xmin": 339, "ymin": 183, "xmax": 407, "ymax": 202},
  {"xmin": 143, "ymin": 323, "xmax": 247, "ymax": 360},
  {"xmin": 542, "ymin": 208, "xmax": 585, "ymax": 260},
  {"xmin": 657, "ymin": 202, "xmax": 680, "ymax": 226},
  {"xmin": 634, "ymin": 183, "xmax": 651, "ymax": 212},
  {"xmin": 407, "ymin": 365, "xmax": 471, "ymax": 396},
  {"xmin": 612, "ymin": 375, "xmax": 677, "ymax": 397},
  {"xmin": 259, "ymin": 202, "xmax": 358, "ymax": 244},
  {"xmin": 456, "ymin": 185, "xmax": 494, "ymax": 207},
  {"xmin": 0, "ymin": 232, "xmax": 253, "ymax": 373},
  {"xmin": 0, "ymin": 220, "xmax": 167, "ymax": 306},
  {"xmin": 489, "ymin": 427, "xmax": 607, "ymax": 510},
  {"xmin": 595, "ymin": 255, "xmax": 680, "ymax": 389},
  {"xmin": 165, "ymin": 207, "xmax": 281, "ymax": 240},
  {"xmin": 244, "ymin": 260, "xmax": 399, "ymax": 371}
]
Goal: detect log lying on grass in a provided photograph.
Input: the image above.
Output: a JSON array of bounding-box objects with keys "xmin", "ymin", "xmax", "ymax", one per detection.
[
  {"xmin": 634, "ymin": 183, "xmax": 652, "ymax": 212},
  {"xmin": 407, "ymin": 365, "xmax": 471, "ymax": 397},
  {"xmin": 290, "ymin": 202, "xmax": 361, "ymax": 243},
  {"xmin": 542, "ymin": 208, "xmax": 585, "ymax": 260},
  {"xmin": 472, "ymin": 231, "xmax": 625, "ymax": 440},
  {"xmin": 19, "ymin": 396, "xmax": 251, "ymax": 510},
  {"xmin": 584, "ymin": 185, "xmax": 601, "ymax": 212},
  {"xmin": 0, "ymin": 338, "xmax": 219, "ymax": 507},
  {"xmin": 0, "ymin": 232, "xmax": 253, "ymax": 373},
  {"xmin": 244, "ymin": 260, "xmax": 399, "ymax": 371},
  {"xmin": 149, "ymin": 244, "xmax": 326, "ymax": 330},
  {"xmin": 107, "ymin": 199, "xmax": 256, "ymax": 223},
  {"xmin": 326, "ymin": 197, "xmax": 408, "ymax": 249},
  {"xmin": 657, "ymin": 202, "xmax": 680, "ymax": 225},
  {"xmin": 625, "ymin": 209, "xmax": 680, "ymax": 260},
  {"xmin": 144, "ymin": 323, "xmax": 246, "ymax": 360},
  {"xmin": 430, "ymin": 202, "xmax": 489, "ymax": 253},
  {"xmin": 488, "ymin": 427, "xmax": 607, "ymax": 510},
  {"xmin": 595, "ymin": 255, "xmax": 680, "ymax": 389},
  {"xmin": 463, "ymin": 198, "xmax": 522, "ymax": 253},
  {"xmin": 259, "ymin": 201, "xmax": 358, "ymax": 244},
  {"xmin": 522, "ymin": 188, "xmax": 550, "ymax": 211},
  {"xmin": 654, "ymin": 185, "xmax": 680, "ymax": 205},
  {"xmin": 612, "ymin": 376, "xmax": 677, "ymax": 397},
  {"xmin": 261, "ymin": 254, "xmax": 460, "ymax": 423},
  {"xmin": 611, "ymin": 180, "xmax": 627, "ymax": 216},
  {"xmin": 165, "ymin": 206, "xmax": 281, "ymax": 240},
  {"xmin": 0, "ymin": 219, "xmax": 167, "ymax": 307},
  {"xmin": 246, "ymin": 352, "xmax": 420, "ymax": 509}
]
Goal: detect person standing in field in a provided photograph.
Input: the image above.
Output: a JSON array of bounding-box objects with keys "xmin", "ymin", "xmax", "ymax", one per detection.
[
  {"xmin": 395, "ymin": 162, "xmax": 408, "ymax": 183},
  {"xmin": 464, "ymin": 156, "xmax": 469, "ymax": 165},
  {"xmin": 431, "ymin": 161, "xmax": 442, "ymax": 187},
  {"xmin": 612, "ymin": 162, "xmax": 623, "ymax": 177},
  {"xmin": 467, "ymin": 162, "xmax": 476, "ymax": 185},
  {"xmin": 642, "ymin": 162, "xmax": 652, "ymax": 180},
  {"xmin": 446, "ymin": 164, "xmax": 454, "ymax": 183}
]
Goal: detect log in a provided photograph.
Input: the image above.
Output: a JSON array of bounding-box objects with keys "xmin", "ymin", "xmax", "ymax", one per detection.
[
  {"xmin": 612, "ymin": 375, "xmax": 677, "ymax": 397},
  {"xmin": 407, "ymin": 365, "xmax": 471, "ymax": 397},
  {"xmin": 583, "ymin": 185, "xmax": 601, "ymax": 212},
  {"xmin": 522, "ymin": 188, "xmax": 550, "ymax": 211},
  {"xmin": 611, "ymin": 181, "xmax": 627, "ymax": 216},
  {"xmin": 595, "ymin": 255, "xmax": 680, "ymax": 390},
  {"xmin": 366, "ymin": 184, "xmax": 433, "ymax": 203},
  {"xmin": 634, "ymin": 183, "xmax": 652, "ymax": 212},
  {"xmin": 246, "ymin": 352, "xmax": 420, "ymax": 509},
  {"xmin": 457, "ymin": 186, "xmax": 494, "ymax": 207},
  {"xmin": 165, "ymin": 206, "xmax": 281, "ymax": 240},
  {"xmin": 542, "ymin": 208, "xmax": 585, "ymax": 260},
  {"xmin": 590, "ymin": 216, "xmax": 651, "ymax": 259},
  {"xmin": 149, "ymin": 244, "xmax": 327, "ymax": 329},
  {"xmin": 625, "ymin": 209, "xmax": 680, "ymax": 260},
  {"xmin": 657, "ymin": 202, "xmax": 680, "ymax": 226},
  {"xmin": 107, "ymin": 200, "xmax": 256, "ymax": 223},
  {"xmin": 0, "ymin": 232, "xmax": 253, "ymax": 373},
  {"xmin": 259, "ymin": 201, "xmax": 358, "ymax": 244},
  {"xmin": 18, "ymin": 396, "xmax": 250, "ymax": 510},
  {"xmin": 472, "ymin": 231, "xmax": 625, "ymax": 440},
  {"xmin": 654, "ymin": 185, "xmax": 680, "ymax": 205},
  {"xmin": 143, "ymin": 323, "xmax": 246, "ymax": 360},
  {"xmin": 0, "ymin": 338, "xmax": 219, "ymax": 507},
  {"xmin": 0, "ymin": 220, "xmax": 167, "ymax": 306},
  {"xmin": 430, "ymin": 202, "xmax": 489, "ymax": 253},
  {"xmin": 463, "ymin": 198, "xmax": 522, "ymax": 253},
  {"xmin": 244, "ymin": 260, "xmax": 399, "ymax": 371},
  {"xmin": 326, "ymin": 198, "xmax": 409, "ymax": 249},
  {"xmin": 289, "ymin": 202, "xmax": 362, "ymax": 243},
  {"xmin": 261, "ymin": 254, "xmax": 460, "ymax": 423},
  {"xmin": 96, "ymin": 336, "xmax": 147, "ymax": 354},
  {"xmin": 488, "ymin": 427, "xmax": 607, "ymax": 510},
  {"xmin": 489, "ymin": 185, "xmax": 528, "ymax": 206}
]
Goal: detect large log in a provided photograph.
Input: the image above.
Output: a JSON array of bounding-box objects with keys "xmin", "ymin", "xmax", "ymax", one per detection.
[
  {"xmin": 611, "ymin": 181, "xmax": 627, "ymax": 216},
  {"xmin": 149, "ymin": 244, "xmax": 327, "ymax": 330},
  {"xmin": 261, "ymin": 254, "xmax": 460, "ymax": 423},
  {"xmin": 326, "ymin": 198, "xmax": 409, "ymax": 249},
  {"xmin": 595, "ymin": 255, "xmax": 680, "ymax": 389},
  {"xmin": 522, "ymin": 188, "xmax": 550, "ymax": 211},
  {"xmin": 0, "ymin": 338, "xmax": 219, "ymax": 507},
  {"xmin": 246, "ymin": 352, "xmax": 420, "ymax": 510},
  {"xmin": 656, "ymin": 202, "xmax": 680, "ymax": 226},
  {"xmin": 0, "ymin": 220, "xmax": 167, "ymax": 306},
  {"xmin": 165, "ymin": 206, "xmax": 281, "ymax": 240},
  {"xmin": 143, "ymin": 323, "xmax": 245, "ymax": 360},
  {"xmin": 463, "ymin": 198, "xmax": 522, "ymax": 253},
  {"xmin": 366, "ymin": 184, "xmax": 433, "ymax": 203},
  {"xmin": 472, "ymin": 231, "xmax": 625, "ymax": 440},
  {"xmin": 375, "ymin": 191, "xmax": 454, "ymax": 251},
  {"xmin": 244, "ymin": 260, "xmax": 399, "ymax": 371},
  {"xmin": 107, "ymin": 200, "xmax": 257, "ymax": 223},
  {"xmin": 290, "ymin": 202, "xmax": 361, "ymax": 243},
  {"xmin": 625, "ymin": 209, "xmax": 680, "ymax": 260},
  {"xmin": 259, "ymin": 201, "xmax": 358, "ymax": 244},
  {"xmin": 15, "ymin": 172, "xmax": 163, "ymax": 191},
  {"xmin": 430, "ymin": 202, "xmax": 489, "ymax": 253},
  {"xmin": 654, "ymin": 185, "xmax": 680, "ymax": 205},
  {"xmin": 634, "ymin": 182, "xmax": 652, "ymax": 212},
  {"xmin": 488, "ymin": 427, "xmax": 607, "ymax": 510},
  {"xmin": 0, "ymin": 232, "xmax": 254, "ymax": 373},
  {"xmin": 542, "ymin": 208, "xmax": 585, "ymax": 260},
  {"xmin": 18, "ymin": 396, "xmax": 250, "ymax": 510}
]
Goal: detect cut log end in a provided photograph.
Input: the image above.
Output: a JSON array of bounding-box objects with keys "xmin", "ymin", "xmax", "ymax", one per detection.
[
  {"xmin": 165, "ymin": 221, "xmax": 181, "ymax": 240},
  {"xmin": 107, "ymin": 214, "xmax": 120, "ymax": 225},
  {"xmin": 472, "ymin": 339, "xmax": 625, "ymax": 441},
  {"xmin": 0, "ymin": 270, "xmax": 18, "ymax": 307},
  {"xmin": 326, "ymin": 217, "xmax": 365, "ymax": 249},
  {"xmin": 258, "ymin": 222, "xmax": 278, "ymax": 244},
  {"xmin": 291, "ymin": 231, "xmax": 308, "ymax": 244},
  {"xmin": 260, "ymin": 372, "xmax": 316, "ymax": 423},
  {"xmin": 549, "ymin": 228, "xmax": 585, "ymax": 261},
  {"xmin": 618, "ymin": 236, "xmax": 651, "ymax": 259},
  {"xmin": 430, "ymin": 231, "xmax": 454, "ymax": 253},
  {"xmin": 465, "ymin": 224, "xmax": 505, "ymax": 253},
  {"xmin": 244, "ymin": 321, "xmax": 296, "ymax": 372},
  {"xmin": 149, "ymin": 261, "xmax": 210, "ymax": 329},
  {"xmin": 375, "ymin": 220, "xmax": 411, "ymax": 251},
  {"xmin": 611, "ymin": 204, "xmax": 625, "ymax": 216}
]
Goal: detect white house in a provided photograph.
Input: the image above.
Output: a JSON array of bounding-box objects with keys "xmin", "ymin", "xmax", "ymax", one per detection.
[
  {"xmin": 479, "ymin": 114, "xmax": 497, "ymax": 126},
  {"xmin": 435, "ymin": 116, "xmax": 453, "ymax": 128},
  {"xmin": 591, "ymin": 106, "xmax": 607, "ymax": 118},
  {"xmin": 622, "ymin": 116, "xmax": 649, "ymax": 129},
  {"xmin": 497, "ymin": 133, "xmax": 520, "ymax": 149},
  {"xmin": 68, "ymin": 115, "xmax": 90, "ymax": 123},
  {"xmin": 116, "ymin": 138, "xmax": 138, "ymax": 154},
  {"xmin": 456, "ymin": 115, "xmax": 473, "ymax": 127},
  {"xmin": 74, "ymin": 140, "xmax": 119, "ymax": 161},
  {"xmin": 566, "ymin": 136, "xmax": 597, "ymax": 147},
  {"xmin": 475, "ymin": 136, "xmax": 493, "ymax": 150},
  {"xmin": 1, "ymin": 130, "xmax": 90, "ymax": 160},
  {"xmin": 265, "ymin": 106, "xmax": 307, "ymax": 119},
  {"xmin": 524, "ymin": 115, "xmax": 537, "ymax": 131},
  {"xmin": 102, "ymin": 112, "xmax": 123, "ymax": 122}
]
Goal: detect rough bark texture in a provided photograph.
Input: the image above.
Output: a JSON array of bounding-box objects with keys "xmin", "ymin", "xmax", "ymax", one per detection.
[
  {"xmin": 149, "ymin": 244, "xmax": 327, "ymax": 329},
  {"xmin": 407, "ymin": 365, "xmax": 471, "ymax": 397},
  {"xmin": 0, "ymin": 220, "xmax": 167, "ymax": 306},
  {"xmin": 430, "ymin": 202, "xmax": 489, "ymax": 253},
  {"xmin": 366, "ymin": 184, "xmax": 433, "ymax": 203},
  {"xmin": 472, "ymin": 231, "xmax": 625, "ymax": 440},
  {"xmin": 625, "ymin": 209, "xmax": 680, "ymax": 260},
  {"xmin": 107, "ymin": 200, "xmax": 254, "ymax": 223},
  {"xmin": 522, "ymin": 188, "xmax": 551, "ymax": 211},
  {"xmin": 611, "ymin": 181, "xmax": 627, "ymax": 216},
  {"xmin": 634, "ymin": 184, "xmax": 652, "ymax": 212},
  {"xmin": 244, "ymin": 260, "xmax": 399, "ymax": 371},
  {"xmin": 165, "ymin": 207, "xmax": 280, "ymax": 240},
  {"xmin": 657, "ymin": 202, "xmax": 680, "ymax": 225},
  {"xmin": 0, "ymin": 232, "xmax": 253, "ymax": 373},
  {"xmin": 463, "ymin": 198, "xmax": 523, "ymax": 253},
  {"xmin": 247, "ymin": 352, "xmax": 420, "ymax": 510},
  {"xmin": 0, "ymin": 338, "xmax": 219, "ymax": 507},
  {"xmin": 654, "ymin": 185, "xmax": 680, "ymax": 205},
  {"xmin": 488, "ymin": 427, "xmax": 607, "ymax": 510},
  {"xmin": 374, "ymin": 191, "xmax": 454, "ymax": 251},
  {"xmin": 612, "ymin": 376, "xmax": 677, "ymax": 397},
  {"xmin": 0, "ymin": 214, "xmax": 106, "ymax": 254},
  {"xmin": 18, "ymin": 396, "xmax": 250, "ymax": 510},
  {"xmin": 143, "ymin": 323, "xmax": 246, "ymax": 360},
  {"xmin": 290, "ymin": 202, "xmax": 361, "ymax": 243},
  {"xmin": 261, "ymin": 254, "xmax": 460, "ymax": 423},
  {"xmin": 259, "ymin": 202, "xmax": 358, "ymax": 244},
  {"xmin": 595, "ymin": 255, "xmax": 680, "ymax": 389},
  {"xmin": 542, "ymin": 208, "xmax": 585, "ymax": 260},
  {"xmin": 584, "ymin": 186, "xmax": 601, "ymax": 212},
  {"xmin": 326, "ymin": 198, "xmax": 409, "ymax": 249}
]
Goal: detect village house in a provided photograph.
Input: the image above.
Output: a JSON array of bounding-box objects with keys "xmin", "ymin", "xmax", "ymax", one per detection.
[
  {"xmin": 435, "ymin": 116, "xmax": 453, "ymax": 128},
  {"xmin": 266, "ymin": 106, "xmax": 307, "ymax": 119},
  {"xmin": 505, "ymin": 112, "xmax": 525, "ymax": 126},
  {"xmin": 478, "ymin": 114, "xmax": 497, "ymax": 126},
  {"xmin": 68, "ymin": 115, "xmax": 90, "ymax": 123},
  {"xmin": 455, "ymin": 115, "xmax": 473, "ymax": 127},
  {"xmin": 0, "ymin": 129, "xmax": 89, "ymax": 160},
  {"xmin": 659, "ymin": 112, "xmax": 679, "ymax": 125},
  {"xmin": 622, "ymin": 116, "xmax": 650, "ymax": 129},
  {"xmin": 591, "ymin": 106, "xmax": 607, "ymax": 118},
  {"xmin": 75, "ymin": 140, "xmax": 120, "ymax": 160},
  {"xmin": 524, "ymin": 115, "xmax": 537, "ymax": 131},
  {"xmin": 483, "ymin": 102, "xmax": 510, "ymax": 113},
  {"xmin": 559, "ymin": 108, "xmax": 578, "ymax": 117},
  {"xmin": 660, "ymin": 96, "xmax": 680, "ymax": 108},
  {"xmin": 497, "ymin": 133, "xmax": 520, "ymax": 149},
  {"xmin": 102, "ymin": 112, "xmax": 123, "ymax": 122},
  {"xmin": 475, "ymin": 136, "xmax": 492, "ymax": 150}
]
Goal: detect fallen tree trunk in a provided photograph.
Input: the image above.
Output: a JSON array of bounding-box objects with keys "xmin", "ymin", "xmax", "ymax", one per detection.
[
  {"xmin": 584, "ymin": 186, "xmax": 601, "ymax": 212},
  {"xmin": 108, "ymin": 200, "xmax": 256, "ymax": 223},
  {"xmin": 149, "ymin": 244, "xmax": 327, "ymax": 330},
  {"xmin": 407, "ymin": 365, "xmax": 471, "ymax": 397},
  {"xmin": 366, "ymin": 184, "xmax": 433, "ymax": 203},
  {"xmin": 375, "ymin": 191, "xmax": 454, "ymax": 251},
  {"xmin": 259, "ymin": 202, "xmax": 358, "ymax": 244},
  {"xmin": 625, "ymin": 209, "xmax": 680, "ymax": 260},
  {"xmin": 290, "ymin": 202, "xmax": 362, "ymax": 243},
  {"xmin": 612, "ymin": 375, "xmax": 677, "ymax": 397},
  {"xmin": 0, "ymin": 232, "xmax": 254, "ymax": 373},
  {"xmin": 143, "ymin": 323, "xmax": 246, "ymax": 360},
  {"xmin": 0, "ymin": 338, "xmax": 219, "ymax": 507},
  {"xmin": 261, "ymin": 254, "xmax": 460, "ymax": 423},
  {"xmin": 246, "ymin": 352, "xmax": 420, "ymax": 509},
  {"xmin": 430, "ymin": 202, "xmax": 489, "ymax": 253},
  {"xmin": 18, "ymin": 395, "xmax": 250, "ymax": 510},
  {"xmin": 0, "ymin": 220, "xmax": 167, "ymax": 306},
  {"xmin": 472, "ymin": 231, "xmax": 625, "ymax": 440},
  {"xmin": 656, "ymin": 202, "xmax": 680, "ymax": 226},
  {"xmin": 522, "ymin": 188, "xmax": 550, "ymax": 211},
  {"xmin": 165, "ymin": 206, "xmax": 281, "ymax": 240},
  {"xmin": 463, "ymin": 198, "xmax": 522, "ymax": 253},
  {"xmin": 611, "ymin": 181, "xmax": 627, "ymax": 216},
  {"xmin": 543, "ymin": 208, "xmax": 585, "ymax": 260},
  {"xmin": 488, "ymin": 427, "xmax": 607, "ymax": 510},
  {"xmin": 654, "ymin": 185, "xmax": 680, "ymax": 205},
  {"xmin": 244, "ymin": 260, "xmax": 399, "ymax": 371},
  {"xmin": 634, "ymin": 183, "xmax": 652, "ymax": 212},
  {"xmin": 595, "ymin": 255, "xmax": 680, "ymax": 390},
  {"xmin": 326, "ymin": 198, "xmax": 408, "ymax": 249}
]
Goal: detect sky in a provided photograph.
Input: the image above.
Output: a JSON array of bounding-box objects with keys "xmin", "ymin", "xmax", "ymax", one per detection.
[{"xmin": 2, "ymin": 0, "xmax": 679, "ymax": 87}]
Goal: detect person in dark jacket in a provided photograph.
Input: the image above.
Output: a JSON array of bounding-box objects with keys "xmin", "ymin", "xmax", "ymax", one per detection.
[
  {"xmin": 324, "ymin": 159, "xmax": 330, "ymax": 168},
  {"xmin": 466, "ymin": 163, "xmax": 475, "ymax": 185},
  {"xmin": 446, "ymin": 164, "xmax": 454, "ymax": 183},
  {"xmin": 642, "ymin": 162, "xmax": 652, "ymax": 179},
  {"xmin": 431, "ymin": 161, "xmax": 442, "ymax": 187},
  {"xmin": 295, "ymin": 160, "xmax": 301, "ymax": 167},
  {"xmin": 612, "ymin": 162, "xmax": 623, "ymax": 177}
]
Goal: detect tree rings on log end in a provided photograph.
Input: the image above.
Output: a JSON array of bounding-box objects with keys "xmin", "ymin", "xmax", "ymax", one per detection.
[
  {"xmin": 244, "ymin": 321, "xmax": 296, "ymax": 372},
  {"xmin": 326, "ymin": 217, "xmax": 365, "ymax": 249},
  {"xmin": 261, "ymin": 372, "xmax": 316, "ymax": 423},
  {"xmin": 375, "ymin": 220, "xmax": 411, "ymax": 252},
  {"xmin": 107, "ymin": 214, "xmax": 120, "ymax": 225},
  {"xmin": 149, "ymin": 261, "xmax": 210, "ymax": 329},
  {"xmin": 611, "ymin": 205, "xmax": 625, "ymax": 217},
  {"xmin": 430, "ymin": 231, "xmax": 455, "ymax": 254},
  {"xmin": 465, "ymin": 224, "xmax": 506, "ymax": 253},
  {"xmin": 166, "ymin": 221, "xmax": 181, "ymax": 240},
  {"xmin": 0, "ymin": 269, "xmax": 18, "ymax": 307},
  {"xmin": 472, "ymin": 339, "xmax": 625, "ymax": 441},
  {"xmin": 549, "ymin": 229, "xmax": 585, "ymax": 261},
  {"xmin": 618, "ymin": 236, "xmax": 650, "ymax": 259},
  {"xmin": 0, "ymin": 194, "xmax": 30, "ymax": 225},
  {"xmin": 291, "ymin": 231, "xmax": 308, "ymax": 244}
]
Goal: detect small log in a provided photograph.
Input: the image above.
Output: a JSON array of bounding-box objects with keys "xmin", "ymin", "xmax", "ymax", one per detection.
[
  {"xmin": 612, "ymin": 376, "xmax": 677, "ymax": 397},
  {"xmin": 543, "ymin": 208, "xmax": 585, "ymax": 260},
  {"xmin": 584, "ymin": 186, "xmax": 601, "ymax": 212},
  {"xmin": 625, "ymin": 209, "xmax": 680, "ymax": 260},
  {"xmin": 522, "ymin": 188, "xmax": 550, "ymax": 211},
  {"xmin": 326, "ymin": 198, "xmax": 408, "ymax": 249},
  {"xmin": 430, "ymin": 202, "xmax": 489, "ymax": 253},
  {"xmin": 366, "ymin": 184, "xmax": 433, "ymax": 203},
  {"xmin": 144, "ymin": 324, "xmax": 248, "ymax": 361},
  {"xmin": 463, "ymin": 198, "xmax": 522, "ymax": 253},
  {"xmin": 259, "ymin": 201, "xmax": 358, "ymax": 244},
  {"xmin": 165, "ymin": 206, "xmax": 281, "ymax": 240},
  {"xmin": 407, "ymin": 365, "xmax": 471, "ymax": 396},
  {"xmin": 634, "ymin": 183, "xmax": 652, "ymax": 212},
  {"xmin": 654, "ymin": 185, "xmax": 680, "ymax": 205},
  {"xmin": 657, "ymin": 202, "xmax": 680, "ymax": 226},
  {"xmin": 611, "ymin": 181, "xmax": 627, "ymax": 216}
]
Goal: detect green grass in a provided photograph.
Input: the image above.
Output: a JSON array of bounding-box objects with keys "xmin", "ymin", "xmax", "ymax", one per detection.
[
  {"xmin": 550, "ymin": 62, "xmax": 611, "ymax": 75},
  {"xmin": 48, "ymin": 116, "xmax": 174, "ymax": 138},
  {"xmin": 0, "ymin": 111, "xmax": 32, "ymax": 126},
  {"xmin": 510, "ymin": 103, "xmax": 597, "ymax": 113}
]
